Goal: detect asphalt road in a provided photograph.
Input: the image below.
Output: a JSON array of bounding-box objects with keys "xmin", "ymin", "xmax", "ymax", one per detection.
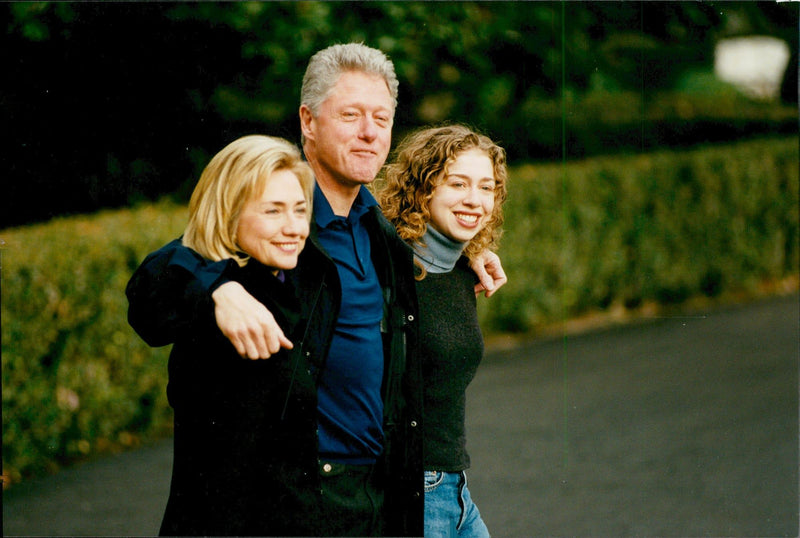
[
  {"xmin": 467, "ymin": 292, "xmax": 799, "ymax": 537},
  {"xmin": 3, "ymin": 293, "xmax": 798, "ymax": 537}
]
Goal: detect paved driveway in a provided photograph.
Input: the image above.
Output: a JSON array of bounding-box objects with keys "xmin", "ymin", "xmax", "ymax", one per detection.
[
  {"xmin": 3, "ymin": 293, "xmax": 798, "ymax": 537},
  {"xmin": 467, "ymin": 293, "xmax": 799, "ymax": 537}
]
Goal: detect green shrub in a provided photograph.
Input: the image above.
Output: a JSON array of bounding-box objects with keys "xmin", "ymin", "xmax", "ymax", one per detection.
[
  {"xmin": 1, "ymin": 201, "xmax": 187, "ymax": 484},
  {"xmin": 552, "ymin": 90, "xmax": 798, "ymax": 159},
  {"xmin": 481, "ymin": 136, "xmax": 799, "ymax": 332}
]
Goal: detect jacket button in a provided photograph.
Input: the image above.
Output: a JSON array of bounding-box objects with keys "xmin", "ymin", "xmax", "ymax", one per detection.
[
  {"xmin": 322, "ymin": 463, "xmax": 332, "ymax": 473},
  {"xmin": 407, "ymin": 314, "xmax": 415, "ymax": 322},
  {"xmin": 410, "ymin": 420, "xmax": 418, "ymax": 428}
]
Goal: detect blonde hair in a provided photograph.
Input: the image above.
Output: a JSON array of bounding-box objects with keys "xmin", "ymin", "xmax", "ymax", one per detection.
[
  {"xmin": 376, "ymin": 124, "xmax": 507, "ymax": 271},
  {"xmin": 183, "ymin": 135, "xmax": 314, "ymax": 266}
]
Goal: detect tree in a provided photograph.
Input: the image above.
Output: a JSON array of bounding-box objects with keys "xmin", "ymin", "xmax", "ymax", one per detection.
[{"xmin": 4, "ymin": 1, "xmax": 796, "ymax": 228}]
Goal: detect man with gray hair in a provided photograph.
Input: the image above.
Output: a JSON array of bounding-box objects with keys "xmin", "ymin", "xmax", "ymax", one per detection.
[{"xmin": 128, "ymin": 42, "xmax": 505, "ymax": 536}]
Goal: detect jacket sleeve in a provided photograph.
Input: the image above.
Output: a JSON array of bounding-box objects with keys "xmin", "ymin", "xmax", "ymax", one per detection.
[{"xmin": 125, "ymin": 238, "xmax": 234, "ymax": 347}]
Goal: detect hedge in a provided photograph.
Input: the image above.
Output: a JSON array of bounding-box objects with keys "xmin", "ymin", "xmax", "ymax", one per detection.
[
  {"xmin": 481, "ymin": 136, "xmax": 799, "ymax": 332},
  {"xmin": 2, "ymin": 136, "xmax": 798, "ymax": 485},
  {"xmin": 1, "ymin": 201, "xmax": 187, "ymax": 485}
]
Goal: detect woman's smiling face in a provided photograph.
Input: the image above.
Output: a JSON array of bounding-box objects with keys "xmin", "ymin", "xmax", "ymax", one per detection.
[
  {"xmin": 236, "ymin": 169, "xmax": 310, "ymax": 273},
  {"xmin": 427, "ymin": 148, "xmax": 496, "ymax": 243}
]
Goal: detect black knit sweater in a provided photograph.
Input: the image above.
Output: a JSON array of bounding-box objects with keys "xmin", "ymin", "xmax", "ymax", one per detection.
[{"xmin": 416, "ymin": 257, "xmax": 483, "ymax": 471}]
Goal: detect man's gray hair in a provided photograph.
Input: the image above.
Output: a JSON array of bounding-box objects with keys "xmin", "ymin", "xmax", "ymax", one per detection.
[{"xmin": 301, "ymin": 43, "xmax": 399, "ymax": 117}]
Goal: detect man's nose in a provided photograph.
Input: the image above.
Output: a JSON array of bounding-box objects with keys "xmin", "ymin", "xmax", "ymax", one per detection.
[{"xmin": 359, "ymin": 116, "xmax": 378, "ymax": 141}]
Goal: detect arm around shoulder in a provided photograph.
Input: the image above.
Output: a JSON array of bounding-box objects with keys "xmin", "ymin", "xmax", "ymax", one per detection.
[{"xmin": 125, "ymin": 239, "xmax": 232, "ymax": 347}]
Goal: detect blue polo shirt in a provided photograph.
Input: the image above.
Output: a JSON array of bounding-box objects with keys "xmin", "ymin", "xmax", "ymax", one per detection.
[{"xmin": 313, "ymin": 185, "xmax": 385, "ymax": 464}]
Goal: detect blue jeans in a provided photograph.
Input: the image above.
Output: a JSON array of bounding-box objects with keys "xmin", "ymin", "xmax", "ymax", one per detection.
[{"xmin": 424, "ymin": 471, "xmax": 490, "ymax": 537}]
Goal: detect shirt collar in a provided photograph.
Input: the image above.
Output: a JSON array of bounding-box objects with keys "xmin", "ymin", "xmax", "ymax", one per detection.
[{"xmin": 313, "ymin": 183, "xmax": 378, "ymax": 228}]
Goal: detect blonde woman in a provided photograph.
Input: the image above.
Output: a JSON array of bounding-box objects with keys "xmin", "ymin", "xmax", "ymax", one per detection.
[
  {"xmin": 130, "ymin": 135, "xmax": 334, "ymax": 536},
  {"xmin": 377, "ymin": 124, "xmax": 508, "ymax": 537}
]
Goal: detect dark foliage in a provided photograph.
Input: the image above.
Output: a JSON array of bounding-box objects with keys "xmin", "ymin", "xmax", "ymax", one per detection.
[{"xmin": 3, "ymin": 2, "xmax": 797, "ymax": 228}]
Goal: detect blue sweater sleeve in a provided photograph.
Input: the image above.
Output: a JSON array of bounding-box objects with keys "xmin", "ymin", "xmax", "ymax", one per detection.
[{"xmin": 125, "ymin": 238, "xmax": 234, "ymax": 347}]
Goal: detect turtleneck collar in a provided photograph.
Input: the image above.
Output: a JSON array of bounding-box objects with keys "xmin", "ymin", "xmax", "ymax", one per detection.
[{"xmin": 414, "ymin": 225, "xmax": 467, "ymax": 273}]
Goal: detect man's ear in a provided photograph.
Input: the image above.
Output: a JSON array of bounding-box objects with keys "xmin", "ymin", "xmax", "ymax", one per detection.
[{"xmin": 299, "ymin": 105, "xmax": 315, "ymax": 142}]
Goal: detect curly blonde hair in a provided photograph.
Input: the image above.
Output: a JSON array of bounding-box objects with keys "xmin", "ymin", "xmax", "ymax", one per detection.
[{"xmin": 376, "ymin": 124, "xmax": 507, "ymax": 269}]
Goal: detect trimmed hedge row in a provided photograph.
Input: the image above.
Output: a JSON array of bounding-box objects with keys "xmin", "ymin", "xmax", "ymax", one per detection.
[
  {"xmin": 518, "ymin": 90, "xmax": 799, "ymax": 161},
  {"xmin": 482, "ymin": 136, "xmax": 799, "ymax": 332},
  {"xmin": 2, "ymin": 136, "xmax": 798, "ymax": 485},
  {"xmin": 2, "ymin": 201, "xmax": 187, "ymax": 484}
]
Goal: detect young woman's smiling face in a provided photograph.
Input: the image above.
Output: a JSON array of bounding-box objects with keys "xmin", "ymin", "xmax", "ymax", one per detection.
[
  {"xmin": 236, "ymin": 169, "xmax": 310, "ymax": 273},
  {"xmin": 428, "ymin": 148, "xmax": 496, "ymax": 243}
]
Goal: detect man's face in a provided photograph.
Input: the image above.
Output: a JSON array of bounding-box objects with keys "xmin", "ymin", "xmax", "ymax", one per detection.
[{"xmin": 302, "ymin": 71, "xmax": 394, "ymax": 189}]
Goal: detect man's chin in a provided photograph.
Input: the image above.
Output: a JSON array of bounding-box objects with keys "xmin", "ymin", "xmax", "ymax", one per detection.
[
  {"xmin": 348, "ymin": 157, "xmax": 386, "ymax": 182},
  {"xmin": 346, "ymin": 169, "xmax": 380, "ymax": 185}
]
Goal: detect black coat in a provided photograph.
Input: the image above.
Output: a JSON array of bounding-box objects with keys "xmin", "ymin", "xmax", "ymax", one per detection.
[{"xmin": 126, "ymin": 205, "xmax": 423, "ymax": 536}]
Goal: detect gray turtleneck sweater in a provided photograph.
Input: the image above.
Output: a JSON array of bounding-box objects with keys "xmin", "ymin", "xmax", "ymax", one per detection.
[{"xmin": 414, "ymin": 227, "xmax": 484, "ymax": 471}]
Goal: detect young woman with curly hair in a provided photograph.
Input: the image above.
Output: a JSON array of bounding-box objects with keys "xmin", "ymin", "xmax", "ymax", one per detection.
[{"xmin": 376, "ymin": 124, "xmax": 508, "ymax": 537}]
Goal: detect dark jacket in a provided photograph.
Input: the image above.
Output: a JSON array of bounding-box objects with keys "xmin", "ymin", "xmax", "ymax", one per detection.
[{"xmin": 125, "ymin": 205, "xmax": 422, "ymax": 536}]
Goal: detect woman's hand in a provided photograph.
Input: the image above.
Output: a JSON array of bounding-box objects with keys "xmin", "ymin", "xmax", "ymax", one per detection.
[{"xmin": 211, "ymin": 282, "xmax": 294, "ymax": 359}]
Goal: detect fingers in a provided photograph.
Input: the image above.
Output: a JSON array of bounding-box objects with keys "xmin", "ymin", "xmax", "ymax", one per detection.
[
  {"xmin": 471, "ymin": 250, "xmax": 508, "ymax": 298},
  {"xmin": 245, "ymin": 322, "xmax": 274, "ymax": 360},
  {"xmin": 482, "ymin": 252, "xmax": 507, "ymax": 294},
  {"xmin": 278, "ymin": 333, "xmax": 294, "ymax": 351},
  {"xmin": 474, "ymin": 281, "xmax": 498, "ymax": 298},
  {"xmin": 474, "ymin": 282, "xmax": 487, "ymax": 297},
  {"xmin": 228, "ymin": 320, "xmax": 292, "ymax": 360},
  {"xmin": 470, "ymin": 259, "xmax": 494, "ymax": 296},
  {"xmin": 478, "ymin": 269, "xmax": 496, "ymax": 295},
  {"xmin": 484, "ymin": 273, "xmax": 508, "ymax": 298},
  {"xmin": 239, "ymin": 316, "xmax": 292, "ymax": 360},
  {"xmin": 475, "ymin": 268, "xmax": 509, "ymax": 297},
  {"xmin": 212, "ymin": 282, "xmax": 293, "ymax": 360},
  {"xmin": 222, "ymin": 323, "xmax": 262, "ymax": 359}
]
